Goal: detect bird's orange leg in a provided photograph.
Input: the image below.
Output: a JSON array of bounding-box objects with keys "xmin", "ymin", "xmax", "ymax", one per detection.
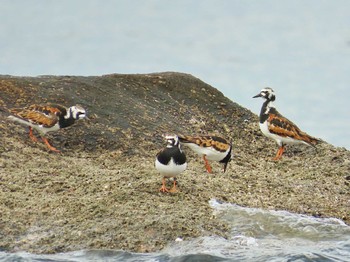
[
  {"xmin": 203, "ymin": 155, "xmax": 212, "ymax": 173},
  {"xmin": 28, "ymin": 127, "xmax": 38, "ymax": 142},
  {"xmin": 169, "ymin": 178, "xmax": 178, "ymax": 193},
  {"xmin": 159, "ymin": 177, "xmax": 169, "ymax": 193},
  {"xmin": 273, "ymin": 145, "xmax": 285, "ymax": 160},
  {"xmin": 42, "ymin": 137, "xmax": 60, "ymax": 153}
]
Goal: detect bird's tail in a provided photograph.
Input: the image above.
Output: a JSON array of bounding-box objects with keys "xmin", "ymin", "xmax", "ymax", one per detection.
[{"xmin": 302, "ymin": 133, "xmax": 321, "ymax": 147}]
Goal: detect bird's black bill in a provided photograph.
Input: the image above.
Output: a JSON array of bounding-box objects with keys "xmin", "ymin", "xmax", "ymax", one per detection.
[{"xmin": 253, "ymin": 93, "xmax": 262, "ymax": 98}]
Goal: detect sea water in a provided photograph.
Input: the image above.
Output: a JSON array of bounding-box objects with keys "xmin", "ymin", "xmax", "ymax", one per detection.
[{"xmin": 1, "ymin": 199, "xmax": 349, "ymax": 262}]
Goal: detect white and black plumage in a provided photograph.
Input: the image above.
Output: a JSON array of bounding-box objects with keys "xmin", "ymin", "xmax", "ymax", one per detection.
[
  {"xmin": 253, "ymin": 87, "xmax": 320, "ymax": 160},
  {"xmin": 178, "ymin": 135, "xmax": 232, "ymax": 173},
  {"xmin": 8, "ymin": 103, "xmax": 87, "ymax": 152},
  {"xmin": 155, "ymin": 135, "xmax": 187, "ymax": 193}
]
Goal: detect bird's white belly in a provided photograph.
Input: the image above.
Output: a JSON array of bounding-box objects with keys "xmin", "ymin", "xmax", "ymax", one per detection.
[
  {"xmin": 8, "ymin": 116, "xmax": 60, "ymax": 134},
  {"xmin": 155, "ymin": 159, "xmax": 187, "ymax": 178},
  {"xmin": 36, "ymin": 124, "xmax": 60, "ymax": 134},
  {"xmin": 184, "ymin": 143, "xmax": 228, "ymax": 161}
]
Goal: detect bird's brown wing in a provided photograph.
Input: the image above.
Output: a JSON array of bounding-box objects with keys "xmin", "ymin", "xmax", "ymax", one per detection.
[
  {"xmin": 178, "ymin": 135, "xmax": 230, "ymax": 152},
  {"xmin": 267, "ymin": 113, "xmax": 319, "ymax": 145},
  {"xmin": 10, "ymin": 104, "xmax": 61, "ymax": 127}
]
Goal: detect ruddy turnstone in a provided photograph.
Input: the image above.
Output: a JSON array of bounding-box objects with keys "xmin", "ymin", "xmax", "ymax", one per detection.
[
  {"xmin": 178, "ymin": 135, "xmax": 232, "ymax": 173},
  {"xmin": 253, "ymin": 87, "xmax": 319, "ymax": 160},
  {"xmin": 155, "ymin": 135, "xmax": 187, "ymax": 193},
  {"xmin": 8, "ymin": 103, "xmax": 87, "ymax": 152}
]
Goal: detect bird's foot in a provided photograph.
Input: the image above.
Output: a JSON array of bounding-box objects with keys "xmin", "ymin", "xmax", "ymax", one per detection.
[
  {"xmin": 42, "ymin": 137, "xmax": 60, "ymax": 153},
  {"xmin": 159, "ymin": 185, "xmax": 170, "ymax": 193},
  {"xmin": 205, "ymin": 164, "xmax": 212, "ymax": 173},
  {"xmin": 169, "ymin": 187, "xmax": 178, "ymax": 193}
]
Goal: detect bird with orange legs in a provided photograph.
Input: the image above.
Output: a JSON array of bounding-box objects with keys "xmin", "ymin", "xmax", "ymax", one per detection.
[
  {"xmin": 155, "ymin": 135, "xmax": 187, "ymax": 193},
  {"xmin": 8, "ymin": 103, "xmax": 86, "ymax": 152},
  {"xmin": 178, "ymin": 135, "xmax": 232, "ymax": 173},
  {"xmin": 253, "ymin": 87, "xmax": 320, "ymax": 160}
]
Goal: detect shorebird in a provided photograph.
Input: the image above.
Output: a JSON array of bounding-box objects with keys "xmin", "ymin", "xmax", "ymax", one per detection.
[
  {"xmin": 155, "ymin": 135, "xmax": 187, "ymax": 193},
  {"xmin": 8, "ymin": 103, "xmax": 87, "ymax": 152},
  {"xmin": 178, "ymin": 135, "xmax": 232, "ymax": 173},
  {"xmin": 253, "ymin": 87, "xmax": 319, "ymax": 160}
]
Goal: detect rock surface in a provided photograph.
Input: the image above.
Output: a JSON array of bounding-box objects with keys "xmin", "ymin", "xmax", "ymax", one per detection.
[{"xmin": 0, "ymin": 72, "xmax": 349, "ymax": 253}]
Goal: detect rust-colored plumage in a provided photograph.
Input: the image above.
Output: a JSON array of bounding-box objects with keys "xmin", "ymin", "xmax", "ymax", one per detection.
[
  {"xmin": 268, "ymin": 114, "xmax": 319, "ymax": 146},
  {"xmin": 178, "ymin": 135, "xmax": 231, "ymax": 152},
  {"xmin": 178, "ymin": 135, "xmax": 232, "ymax": 173},
  {"xmin": 254, "ymin": 87, "xmax": 320, "ymax": 160},
  {"xmin": 10, "ymin": 104, "xmax": 65, "ymax": 128},
  {"xmin": 8, "ymin": 103, "xmax": 86, "ymax": 152}
]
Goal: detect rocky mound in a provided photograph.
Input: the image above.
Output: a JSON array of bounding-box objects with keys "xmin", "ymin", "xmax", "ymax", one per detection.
[{"xmin": 0, "ymin": 72, "xmax": 349, "ymax": 253}]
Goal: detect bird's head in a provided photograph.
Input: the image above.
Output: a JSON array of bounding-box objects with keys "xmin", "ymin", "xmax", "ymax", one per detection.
[
  {"xmin": 253, "ymin": 87, "xmax": 276, "ymax": 101},
  {"xmin": 164, "ymin": 134, "xmax": 179, "ymax": 147},
  {"xmin": 69, "ymin": 105, "xmax": 87, "ymax": 120}
]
